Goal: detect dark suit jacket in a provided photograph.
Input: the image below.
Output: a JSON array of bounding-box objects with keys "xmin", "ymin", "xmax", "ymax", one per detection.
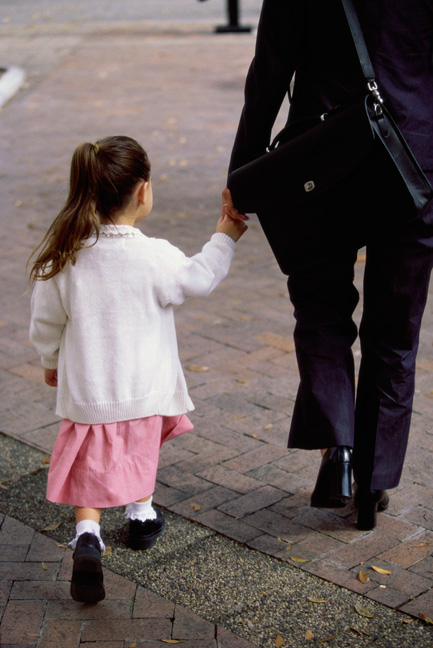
[{"xmin": 229, "ymin": 0, "xmax": 433, "ymax": 173}]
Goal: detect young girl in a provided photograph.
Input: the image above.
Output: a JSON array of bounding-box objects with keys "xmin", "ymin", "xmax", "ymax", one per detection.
[{"xmin": 29, "ymin": 135, "xmax": 247, "ymax": 604}]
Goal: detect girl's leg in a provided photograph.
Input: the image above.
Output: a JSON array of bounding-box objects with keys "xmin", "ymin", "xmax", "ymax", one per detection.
[
  {"xmin": 71, "ymin": 506, "xmax": 105, "ymax": 604},
  {"xmin": 125, "ymin": 495, "xmax": 157, "ymax": 522},
  {"xmin": 71, "ymin": 506, "xmax": 105, "ymax": 551},
  {"xmin": 75, "ymin": 507, "xmax": 101, "ymax": 523},
  {"xmin": 125, "ymin": 494, "xmax": 165, "ymax": 550}
]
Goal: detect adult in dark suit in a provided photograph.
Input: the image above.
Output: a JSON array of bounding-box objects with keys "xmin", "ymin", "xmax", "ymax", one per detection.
[{"xmin": 223, "ymin": 0, "xmax": 433, "ymax": 529}]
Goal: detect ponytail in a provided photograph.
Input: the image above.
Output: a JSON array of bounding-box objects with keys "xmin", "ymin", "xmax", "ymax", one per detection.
[{"xmin": 28, "ymin": 136, "xmax": 151, "ymax": 284}]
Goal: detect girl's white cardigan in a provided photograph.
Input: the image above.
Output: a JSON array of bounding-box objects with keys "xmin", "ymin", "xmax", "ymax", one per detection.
[{"xmin": 30, "ymin": 225, "xmax": 236, "ymax": 424}]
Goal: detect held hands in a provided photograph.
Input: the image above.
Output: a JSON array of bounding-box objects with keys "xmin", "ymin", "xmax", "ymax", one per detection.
[
  {"xmin": 217, "ymin": 213, "xmax": 248, "ymax": 242},
  {"xmin": 44, "ymin": 368, "xmax": 58, "ymax": 387},
  {"xmin": 221, "ymin": 187, "xmax": 248, "ymax": 222},
  {"xmin": 217, "ymin": 187, "xmax": 248, "ymax": 242}
]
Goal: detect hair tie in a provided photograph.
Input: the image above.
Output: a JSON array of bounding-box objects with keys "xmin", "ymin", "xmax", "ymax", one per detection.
[{"xmin": 93, "ymin": 143, "xmax": 99, "ymax": 154}]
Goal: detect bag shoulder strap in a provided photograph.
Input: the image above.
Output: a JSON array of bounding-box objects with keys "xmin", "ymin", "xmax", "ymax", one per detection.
[{"xmin": 341, "ymin": 0, "xmax": 376, "ymax": 85}]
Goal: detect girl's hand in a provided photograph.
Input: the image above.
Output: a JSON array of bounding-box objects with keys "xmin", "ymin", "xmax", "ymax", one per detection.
[
  {"xmin": 44, "ymin": 368, "xmax": 58, "ymax": 387},
  {"xmin": 216, "ymin": 214, "xmax": 248, "ymax": 242},
  {"xmin": 222, "ymin": 187, "xmax": 248, "ymax": 222}
]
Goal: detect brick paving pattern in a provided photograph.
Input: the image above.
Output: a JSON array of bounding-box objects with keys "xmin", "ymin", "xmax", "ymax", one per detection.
[
  {"xmin": 0, "ymin": 514, "xmax": 253, "ymax": 647},
  {"xmin": 2, "ymin": 2, "xmax": 433, "ymax": 646}
]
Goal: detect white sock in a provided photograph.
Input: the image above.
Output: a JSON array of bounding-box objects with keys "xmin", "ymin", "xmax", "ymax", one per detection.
[
  {"xmin": 69, "ymin": 519, "xmax": 105, "ymax": 552},
  {"xmin": 125, "ymin": 496, "xmax": 157, "ymax": 522}
]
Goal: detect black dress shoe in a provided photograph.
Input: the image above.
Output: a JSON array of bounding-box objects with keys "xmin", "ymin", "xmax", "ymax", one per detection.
[
  {"xmin": 128, "ymin": 508, "xmax": 165, "ymax": 550},
  {"xmin": 310, "ymin": 446, "xmax": 352, "ymax": 508},
  {"xmin": 70, "ymin": 532, "xmax": 105, "ymax": 604},
  {"xmin": 354, "ymin": 487, "xmax": 389, "ymax": 530}
]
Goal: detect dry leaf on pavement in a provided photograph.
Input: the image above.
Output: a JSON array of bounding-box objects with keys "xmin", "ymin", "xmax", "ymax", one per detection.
[
  {"xmin": 358, "ymin": 570, "xmax": 370, "ymax": 583},
  {"xmin": 185, "ymin": 365, "xmax": 209, "ymax": 373},
  {"xmin": 371, "ymin": 565, "xmax": 392, "ymax": 575},
  {"xmin": 42, "ymin": 521, "xmax": 62, "ymax": 531},
  {"xmin": 351, "ymin": 627, "xmax": 370, "ymax": 636},
  {"xmin": 354, "ymin": 603, "xmax": 374, "ymax": 618}
]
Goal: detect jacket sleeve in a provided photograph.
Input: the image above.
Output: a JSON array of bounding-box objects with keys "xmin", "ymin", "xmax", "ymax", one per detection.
[
  {"xmin": 29, "ymin": 278, "xmax": 67, "ymax": 369},
  {"xmin": 229, "ymin": 0, "xmax": 302, "ymax": 172},
  {"xmin": 157, "ymin": 233, "xmax": 236, "ymax": 307}
]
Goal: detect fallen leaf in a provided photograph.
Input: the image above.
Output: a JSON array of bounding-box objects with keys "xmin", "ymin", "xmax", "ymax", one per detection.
[
  {"xmin": 42, "ymin": 522, "xmax": 62, "ymax": 532},
  {"xmin": 236, "ymin": 379, "xmax": 250, "ymax": 385},
  {"xmin": 420, "ymin": 613, "xmax": 433, "ymax": 625},
  {"xmin": 412, "ymin": 542, "xmax": 431, "ymax": 548},
  {"xmin": 102, "ymin": 546, "xmax": 112, "ymax": 556},
  {"xmin": 56, "ymin": 543, "xmax": 69, "ymax": 549},
  {"xmin": 251, "ymin": 434, "xmax": 260, "ymax": 439},
  {"xmin": 289, "ymin": 556, "xmax": 309, "ymax": 563},
  {"xmin": 354, "ymin": 603, "xmax": 374, "ymax": 618},
  {"xmin": 185, "ymin": 365, "xmax": 209, "ymax": 373},
  {"xmin": 371, "ymin": 565, "xmax": 392, "ymax": 575},
  {"xmin": 264, "ymin": 423, "xmax": 273, "ymax": 430},
  {"xmin": 285, "ymin": 545, "xmax": 292, "ymax": 552},
  {"xmin": 234, "ymin": 414, "xmax": 249, "ymax": 419},
  {"xmin": 189, "ymin": 502, "xmax": 201, "ymax": 512},
  {"xmin": 41, "ymin": 457, "xmax": 50, "ymax": 464},
  {"xmin": 161, "ymin": 641, "xmax": 183, "ymax": 645},
  {"xmin": 41, "ymin": 562, "xmax": 47, "ymax": 570},
  {"xmin": 0, "ymin": 483, "xmax": 8, "ymax": 490},
  {"xmin": 351, "ymin": 628, "xmax": 370, "ymax": 636},
  {"xmin": 358, "ymin": 570, "xmax": 370, "ymax": 583},
  {"xmin": 305, "ymin": 629, "xmax": 314, "ymax": 640},
  {"xmin": 308, "ymin": 597, "xmax": 327, "ymax": 603},
  {"xmin": 316, "ymin": 637, "xmax": 335, "ymax": 643},
  {"xmin": 130, "ymin": 643, "xmax": 137, "ymax": 648},
  {"xmin": 275, "ymin": 635, "xmax": 284, "ymax": 648},
  {"xmin": 402, "ymin": 618, "xmax": 414, "ymax": 624}
]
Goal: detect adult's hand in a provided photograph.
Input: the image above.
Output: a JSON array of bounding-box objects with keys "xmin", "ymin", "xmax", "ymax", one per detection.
[{"xmin": 222, "ymin": 186, "xmax": 248, "ymax": 222}]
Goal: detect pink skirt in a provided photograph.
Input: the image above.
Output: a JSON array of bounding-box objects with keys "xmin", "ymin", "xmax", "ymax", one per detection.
[{"xmin": 46, "ymin": 415, "xmax": 193, "ymax": 508}]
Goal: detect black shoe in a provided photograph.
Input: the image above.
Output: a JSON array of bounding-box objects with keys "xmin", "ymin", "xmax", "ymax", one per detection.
[
  {"xmin": 128, "ymin": 508, "xmax": 165, "ymax": 550},
  {"xmin": 310, "ymin": 446, "xmax": 352, "ymax": 508},
  {"xmin": 70, "ymin": 532, "xmax": 105, "ymax": 604},
  {"xmin": 354, "ymin": 487, "xmax": 389, "ymax": 530}
]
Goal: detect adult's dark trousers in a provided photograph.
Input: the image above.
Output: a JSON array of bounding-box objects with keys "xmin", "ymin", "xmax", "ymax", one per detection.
[{"xmin": 287, "ymin": 179, "xmax": 433, "ymax": 490}]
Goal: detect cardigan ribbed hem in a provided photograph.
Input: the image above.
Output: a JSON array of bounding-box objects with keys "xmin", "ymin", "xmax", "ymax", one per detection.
[{"xmin": 57, "ymin": 392, "xmax": 194, "ymax": 425}]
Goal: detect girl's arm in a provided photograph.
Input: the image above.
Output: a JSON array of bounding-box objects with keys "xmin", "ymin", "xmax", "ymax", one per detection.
[
  {"xmin": 156, "ymin": 216, "xmax": 246, "ymax": 307},
  {"xmin": 30, "ymin": 278, "xmax": 67, "ymax": 372}
]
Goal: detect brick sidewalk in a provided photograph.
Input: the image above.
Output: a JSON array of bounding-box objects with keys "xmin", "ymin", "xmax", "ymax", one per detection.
[
  {"xmin": 0, "ymin": 514, "xmax": 254, "ymax": 647},
  {"xmin": 1, "ymin": 16, "xmax": 433, "ymax": 647}
]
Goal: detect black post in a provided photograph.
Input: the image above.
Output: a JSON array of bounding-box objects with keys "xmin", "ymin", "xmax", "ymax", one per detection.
[{"xmin": 215, "ymin": 0, "xmax": 252, "ymax": 33}]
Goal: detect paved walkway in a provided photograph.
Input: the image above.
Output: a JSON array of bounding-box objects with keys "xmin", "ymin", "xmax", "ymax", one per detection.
[{"xmin": 2, "ymin": 3, "xmax": 433, "ymax": 647}]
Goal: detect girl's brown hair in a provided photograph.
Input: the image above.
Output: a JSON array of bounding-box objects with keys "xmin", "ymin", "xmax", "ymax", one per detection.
[{"xmin": 28, "ymin": 135, "xmax": 151, "ymax": 283}]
